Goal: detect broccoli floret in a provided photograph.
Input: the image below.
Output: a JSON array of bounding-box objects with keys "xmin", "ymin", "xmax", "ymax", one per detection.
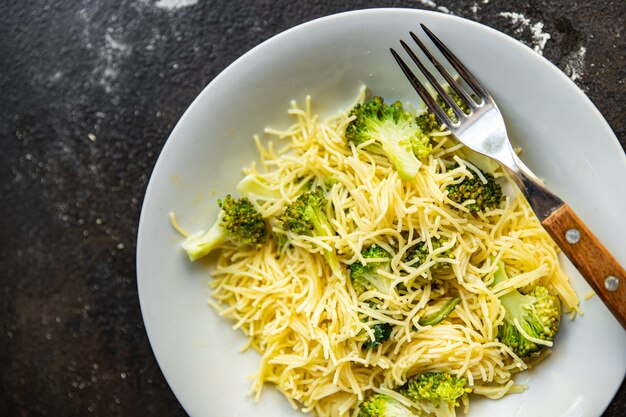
[
  {"xmin": 278, "ymin": 189, "xmax": 341, "ymax": 276},
  {"xmin": 492, "ymin": 262, "xmax": 561, "ymax": 358},
  {"xmin": 278, "ymin": 189, "xmax": 327, "ymax": 235},
  {"xmin": 418, "ymin": 298, "xmax": 461, "ymax": 327},
  {"xmin": 436, "ymin": 91, "xmax": 471, "ymax": 121},
  {"xmin": 325, "ymin": 177, "xmax": 339, "ymax": 191},
  {"xmin": 405, "ymin": 238, "xmax": 452, "ymax": 271},
  {"xmin": 402, "ymin": 372, "xmax": 469, "ymax": 416},
  {"xmin": 350, "ymin": 245, "xmax": 393, "ymax": 294},
  {"xmin": 345, "ymin": 96, "xmax": 432, "ymax": 181},
  {"xmin": 415, "ymin": 111, "xmax": 440, "ymax": 134},
  {"xmin": 445, "ymin": 165, "xmax": 503, "ymax": 213},
  {"xmin": 412, "ymin": 136, "xmax": 432, "ymax": 160},
  {"xmin": 275, "ymin": 233, "xmax": 289, "ymax": 251},
  {"xmin": 363, "ymin": 323, "xmax": 393, "ymax": 349},
  {"xmin": 358, "ymin": 394, "xmax": 418, "ymax": 417},
  {"xmin": 181, "ymin": 195, "xmax": 266, "ymax": 261}
]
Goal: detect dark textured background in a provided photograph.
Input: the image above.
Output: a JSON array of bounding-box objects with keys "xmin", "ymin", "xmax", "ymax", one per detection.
[{"xmin": 1, "ymin": 0, "xmax": 624, "ymax": 416}]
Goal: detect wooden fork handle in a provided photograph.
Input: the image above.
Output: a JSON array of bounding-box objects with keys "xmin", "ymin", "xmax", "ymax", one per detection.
[{"xmin": 542, "ymin": 204, "xmax": 626, "ymax": 329}]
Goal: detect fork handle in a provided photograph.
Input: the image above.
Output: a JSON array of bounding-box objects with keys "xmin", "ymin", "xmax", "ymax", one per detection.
[{"xmin": 541, "ymin": 204, "xmax": 626, "ymax": 329}]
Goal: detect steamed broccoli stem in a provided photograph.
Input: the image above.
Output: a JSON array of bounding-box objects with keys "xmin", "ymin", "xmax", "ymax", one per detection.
[
  {"xmin": 346, "ymin": 97, "xmax": 431, "ymax": 181},
  {"xmin": 236, "ymin": 174, "xmax": 283, "ymax": 201},
  {"xmin": 363, "ymin": 323, "xmax": 393, "ymax": 349},
  {"xmin": 306, "ymin": 203, "xmax": 342, "ymax": 277},
  {"xmin": 375, "ymin": 122, "xmax": 423, "ymax": 180},
  {"xmin": 445, "ymin": 165, "xmax": 503, "ymax": 213},
  {"xmin": 350, "ymin": 245, "xmax": 393, "ymax": 294},
  {"xmin": 279, "ymin": 189, "xmax": 342, "ymax": 277},
  {"xmin": 402, "ymin": 372, "xmax": 468, "ymax": 416},
  {"xmin": 181, "ymin": 212, "xmax": 229, "ymax": 261},
  {"xmin": 492, "ymin": 262, "xmax": 561, "ymax": 358},
  {"xmin": 181, "ymin": 195, "xmax": 266, "ymax": 261},
  {"xmin": 418, "ymin": 298, "xmax": 461, "ymax": 326},
  {"xmin": 323, "ymin": 249, "xmax": 342, "ymax": 278},
  {"xmin": 358, "ymin": 394, "xmax": 418, "ymax": 417}
]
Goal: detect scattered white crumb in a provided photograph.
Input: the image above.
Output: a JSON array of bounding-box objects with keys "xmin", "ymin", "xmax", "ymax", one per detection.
[
  {"xmin": 78, "ymin": 5, "xmax": 132, "ymax": 94},
  {"xmin": 499, "ymin": 12, "xmax": 530, "ymax": 34},
  {"xmin": 529, "ymin": 21, "xmax": 550, "ymax": 55},
  {"xmin": 104, "ymin": 33, "xmax": 128, "ymax": 53},
  {"xmin": 97, "ymin": 32, "xmax": 132, "ymax": 93},
  {"xmin": 415, "ymin": 0, "xmax": 454, "ymax": 14},
  {"xmin": 499, "ymin": 11, "xmax": 551, "ymax": 55},
  {"xmin": 88, "ymin": 133, "xmax": 97, "ymax": 142},
  {"xmin": 416, "ymin": 0, "xmax": 437, "ymax": 7},
  {"xmin": 564, "ymin": 45, "xmax": 587, "ymax": 82},
  {"xmin": 49, "ymin": 71, "xmax": 63, "ymax": 83},
  {"xmin": 155, "ymin": 0, "xmax": 198, "ymax": 10}
]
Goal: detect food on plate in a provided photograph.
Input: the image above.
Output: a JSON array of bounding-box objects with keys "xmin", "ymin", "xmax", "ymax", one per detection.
[
  {"xmin": 491, "ymin": 262, "xmax": 561, "ymax": 358},
  {"xmin": 181, "ymin": 195, "xmax": 266, "ymax": 261},
  {"xmin": 174, "ymin": 88, "xmax": 580, "ymax": 417},
  {"xmin": 400, "ymin": 372, "xmax": 469, "ymax": 417},
  {"xmin": 277, "ymin": 188, "xmax": 343, "ymax": 278},
  {"xmin": 344, "ymin": 96, "xmax": 432, "ymax": 180},
  {"xmin": 357, "ymin": 393, "xmax": 418, "ymax": 417}
]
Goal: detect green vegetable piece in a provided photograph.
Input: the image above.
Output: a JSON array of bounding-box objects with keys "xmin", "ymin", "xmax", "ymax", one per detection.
[
  {"xmin": 345, "ymin": 96, "xmax": 432, "ymax": 181},
  {"xmin": 405, "ymin": 238, "xmax": 452, "ymax": 271},
  {"xmin": 402, "ymin": 372, "xmax": 468, "ymax": 410},
  {"xmin": 436, "ymin": 91, "xmax": 471, "ymax": 122},
  {"xmin": 358, "ymin": 394, "xmax": 418, "ymax": 417},
  {"xmin": 363, "ymin": 323, "xmax": 393, "ymax": 349},
  {"xmin": 350, "ymin": 245, "xmax": 393, "ymax": 294},
  {"xmin": 415, "ymin": 111, "xmax": 440, "ymax": 134},
  {"xmin": 418, "ymin": 298, "xmax": 461, "ymax": 326},
  {"xmin": 493, "ymin": 262, "xmax": 562, "ymax": 358},
  {"xmin": 325, "ymin": 177, "xmax": 339, "ymax": 191},
  {"xmin": 236, "ymin": 174, "xmax": 283, "ymax": 202},
  {"xmin": 445, "ymin": 165, "xmax": 503, "ymax": 213},
  {"xmin": 278, "ymin": 189, "xmax": 341, "ymax": 276},
  {"xmin": 181, "ymin": 195, "xmax": 266, "ymax": 261}
]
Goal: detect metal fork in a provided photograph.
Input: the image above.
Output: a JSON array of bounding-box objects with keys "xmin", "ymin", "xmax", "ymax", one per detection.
[{"xmin": 391, "ymin": 24, "xmax": 626, "ymax": 329}]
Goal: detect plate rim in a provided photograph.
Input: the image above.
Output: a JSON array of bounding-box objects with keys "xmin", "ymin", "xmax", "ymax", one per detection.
[{"xmin": 137, "ymin": 7, "xmax": 626, "ymax": 417}]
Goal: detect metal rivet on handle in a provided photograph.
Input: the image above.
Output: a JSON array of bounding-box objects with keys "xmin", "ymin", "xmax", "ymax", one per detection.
[
  {"xmin": 565, "ymin": 228, "xmax": 581, "ymax": 244},
  {"xmin": 605, "ymin": 276, "xmax": 620, "ymax": 292}
]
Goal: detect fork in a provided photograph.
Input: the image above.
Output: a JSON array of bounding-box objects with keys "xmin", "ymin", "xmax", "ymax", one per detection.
[{"xmin": 390, "ymin": 24, "xmax": 626, "ymax": 329}]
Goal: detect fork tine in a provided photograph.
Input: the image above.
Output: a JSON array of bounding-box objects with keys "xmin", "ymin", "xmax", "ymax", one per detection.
[
  {"xmin": 409, "ymin": 32, "xmax": 478, "ymax": 110},
  {"xmin": 420, "ymin": 24, "xmax": 490, "ymax": 101},
  {"xmin": 390, "ymin": 47, "xmax": 453, "ymax": 128},
  {"xmin": 399, "ymin": 39, "xmax": 467, "ymax": 121}
]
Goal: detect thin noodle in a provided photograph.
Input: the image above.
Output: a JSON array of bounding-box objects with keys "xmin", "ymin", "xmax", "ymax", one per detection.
[{"xmin": 190, "ymin": 92, "xmax": 579, "ymax": 417}]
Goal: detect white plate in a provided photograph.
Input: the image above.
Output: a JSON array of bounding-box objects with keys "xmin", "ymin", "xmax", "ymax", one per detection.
[{"xmin": 137, "ymin": 8, "xmax": 626, "ymax": 417}]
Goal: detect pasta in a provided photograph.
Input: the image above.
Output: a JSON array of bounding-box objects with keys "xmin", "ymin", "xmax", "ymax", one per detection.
[{"xmin": 192, "ymin": 89, "xmax": 580, "ymax": 416}]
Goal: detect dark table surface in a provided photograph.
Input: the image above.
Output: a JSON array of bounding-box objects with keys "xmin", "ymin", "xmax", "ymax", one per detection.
[{"xmin": 1, "ymin": 1, "xmax": 624, "ymax": 416}]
